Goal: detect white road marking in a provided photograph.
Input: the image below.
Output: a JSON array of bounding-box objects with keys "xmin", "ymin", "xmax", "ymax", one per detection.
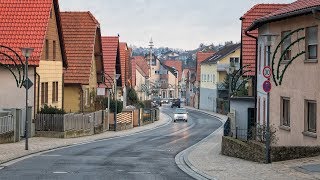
[
  {"xmin": 53, "ymin": 171, "xmax": 68, "ymax": 174},
  {"xmin": 40, "ymin": 154, "xmax": 61, "ymax": 157}
]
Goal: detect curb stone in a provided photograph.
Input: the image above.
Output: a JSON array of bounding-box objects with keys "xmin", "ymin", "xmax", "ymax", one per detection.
[
  {"xmin": 173, "ymin": 108, "xmax": 228, "ymax": 180},
  {"xmin": 0, "ymin": 112, "xmax": 172, "ymax": 167}
]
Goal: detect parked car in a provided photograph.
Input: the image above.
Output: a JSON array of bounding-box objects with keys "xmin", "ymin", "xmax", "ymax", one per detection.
[
  {"xmin": 173, "ymin": 108, "xmax": 188, "ymax": 122},
  {"xmin": 153, "ymin": 97, "xmax": 161, "ymax": 106},
  {"xmin": 171, "ymin": 98, "xmax": 181, "ymax": 108}
]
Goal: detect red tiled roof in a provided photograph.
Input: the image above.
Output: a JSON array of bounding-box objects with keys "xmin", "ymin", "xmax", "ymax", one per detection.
[
  {"xmin": 163, "ymin": 60, "xmax": 183, "ymax": 81},
  {"xmin": 119, "ymin": 42, "xmax": 130, "ymax": 86},
  {"xmin": 134, "ymin": 56, "xmax": 149, "ymax": 77},
  {"xmin": 196, "ymin": 52, "xmax": 215, "ymax": 81},
  {"xmin": 241, "ymin": 4, "xmax": 287, "ymax": 76},
  {"xmin": 101, "ymin": 36, "xmax": 119, "ymax": 88},
  {"xmin": 61, "ymin": 11, "xmax": 100, "ymax": 84},
  {"xmin": 263, "ymin": 0, "xmax": 320, "ymax": 19},
  {"xmin": 0, "ymin": 0, "xmax": 66, "ymax": 66}
]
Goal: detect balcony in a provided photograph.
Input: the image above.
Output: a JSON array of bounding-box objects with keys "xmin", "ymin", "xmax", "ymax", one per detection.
[{"xmin": 217, "ymin": 63, "xmax": 240, "ymax": 72}]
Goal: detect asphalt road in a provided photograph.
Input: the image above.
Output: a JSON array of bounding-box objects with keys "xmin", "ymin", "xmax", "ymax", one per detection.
[{"xmin": 0, "ymin": 106, "xmax": 222, "ymax": 180}]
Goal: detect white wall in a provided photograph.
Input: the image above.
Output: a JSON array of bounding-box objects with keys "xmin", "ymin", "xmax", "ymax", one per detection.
[{"xmin": 0, "ymin": 66, "xmax": 35, "ymax": 110}]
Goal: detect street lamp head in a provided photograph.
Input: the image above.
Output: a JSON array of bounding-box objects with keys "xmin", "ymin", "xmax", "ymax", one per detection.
[
  {"xmin": 115, "ymin": 74, "xmax": 121, "ymax": 80},
  {"xmin": 20, "ymin": 47, "xmax": 34, "ymax": 58}
]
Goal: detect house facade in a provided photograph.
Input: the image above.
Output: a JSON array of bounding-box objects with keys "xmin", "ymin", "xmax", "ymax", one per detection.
[
  {"xmin": 132, "ymin": 56, "xmax": 149, "ymax": 101},
  {"xmin": 248, "ymin": 0, "xmax": 320, "ymax": 146},
  {"xmin": 192, "ymin": 52, "xmax": 215, "ymax": 108},
  {"xmin": 199, "ymin": 44, "xmax": 240, "ymax": 112},
  {"xmin": 61, "ymin": 11, "xmax": 104, "ymax": 113},
  {"xmin": 0, "ymin": 0, "xmax": 67, "ymax": 117},
  {"xmin": 37, "ymin": 1, "xmax": 67, "ymax": 111},
  {"xmin": 240, "ymin": 4, "xmax": 288, "ymax": 97}
]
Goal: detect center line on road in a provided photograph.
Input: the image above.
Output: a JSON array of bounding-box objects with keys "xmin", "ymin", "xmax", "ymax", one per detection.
[
  {"xmin": 53, "ymin": 171, "xmax": 68, "ymax": 174},
  {"xmin": 40, "ymin": 154, "xmax": 61, "ymax": 157}
]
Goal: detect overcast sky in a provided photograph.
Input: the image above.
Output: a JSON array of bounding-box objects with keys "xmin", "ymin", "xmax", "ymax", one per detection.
[{"xmin": 60, "ymin": 0, "xmax": 294, "ymax": 50}]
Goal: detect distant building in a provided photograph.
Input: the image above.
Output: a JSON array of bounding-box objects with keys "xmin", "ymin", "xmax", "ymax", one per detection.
[{"xmin": 199, "ymin": 44, "xmax": 240, "ymax": 112}]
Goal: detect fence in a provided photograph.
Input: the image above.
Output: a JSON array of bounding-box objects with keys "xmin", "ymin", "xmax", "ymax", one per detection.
[
  {"xmin": 224, "ymin": 119, "xmax": 267, "ymax": 142},
  {"xmin": 35, "ymin": 110, "xmax": 105, "ymax": 132},
  {"xmin": 0, "ymin": 115, "xmax": 14, "ymax": 135}
]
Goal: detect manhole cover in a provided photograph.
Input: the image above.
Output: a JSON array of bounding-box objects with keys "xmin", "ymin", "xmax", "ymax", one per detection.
[{"xmin": 300, "ymin": 164, "xmax": 320, "ymax": 172}]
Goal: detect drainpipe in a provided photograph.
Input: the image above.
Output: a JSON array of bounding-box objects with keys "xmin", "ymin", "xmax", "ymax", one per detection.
[
  {"xmin": 62, "ymin": 70, "xmax": 65, "ymax": 111},
  {"xmin": 239, "ymin": 17, "xmax": 244, "ymax": 74},
  {"xmin": 35, "ymin": 72, "xmax": 40, "ymax": 114},
  {"xmin": 245, "ymin": 29, "xmax": 258, "ymax": 127}
]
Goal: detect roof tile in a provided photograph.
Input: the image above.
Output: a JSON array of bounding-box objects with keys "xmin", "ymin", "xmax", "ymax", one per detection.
[
  {"xmin": 61, "ymin": 11, "xmax": 99, "ymax": 84},
  {"xmin": 241, "ymin": 4, "xmax": 288, "ymax": 76}
]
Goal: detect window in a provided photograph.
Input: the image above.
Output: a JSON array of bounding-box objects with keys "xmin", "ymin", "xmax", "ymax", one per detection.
[
  {"xmin": 52, "ymin": 82, "xmax": 58, "ymax": 103},
  {"xmin": 281, "ymin": 97, "xmax": 290, "ymax": 127},
  {"xmin": 53, "ymin": 41, "xmax": 56, "ymax": 60},
  {"xmin": 207, "ymin": 74, "xmax": 210, "ymax": 82},
  {"xmin": 281, "ymin": 31, "xmax": 291, "ymax": 60},
  {"xmin": 41, "ymin": 82, "xmax": 48, "ymax": 105},
  {"xmin": 306, "ymin": 26, "xmax": 318, "ymax": 60},
  {"xmin": 305, "ymin": 100, "xmax": 317, "ymax": 133},
  {"xmin": 204, "ymin": 74, "xmax": 207, "ymax": 82},
  {"xmin": 45, "ymin": 39, "xmax": 49, "ymax": 60},
  {"xmin": 85, "ymin": 88, "xmax": 90, "ymax": 106}
]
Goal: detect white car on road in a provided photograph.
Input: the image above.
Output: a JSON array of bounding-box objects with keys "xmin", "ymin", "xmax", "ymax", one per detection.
[{"xmin": 173, "ymin": 108, "xmax": 188, "ymax": 122}]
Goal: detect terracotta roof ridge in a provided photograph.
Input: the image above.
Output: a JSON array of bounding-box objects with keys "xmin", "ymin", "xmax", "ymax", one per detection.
[{"xmin": 241, "ymin": 3, "xmax": 288, "ymax": 19}]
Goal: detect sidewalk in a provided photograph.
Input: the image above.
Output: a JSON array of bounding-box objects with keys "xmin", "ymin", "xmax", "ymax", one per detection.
[
  {"xmin": 0, "ymin": 112, "xmax": 171, "ymax": 165},
  {"xmin": 184, "ymin": 106, "xmax": 320, "ymax": 180}
]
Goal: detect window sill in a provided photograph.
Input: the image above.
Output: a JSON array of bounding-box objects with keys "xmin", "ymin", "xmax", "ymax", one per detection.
[
  {"xmin": 304, "ymin": 59, "xmax": 318, "ymax": 63},
  {"xmin": 302, "ymin": 131, "xmax": 317, "ymax": 138},
  {"xmin": 279, "ymin": 125, "xmax": 291, "ymax": 131}
]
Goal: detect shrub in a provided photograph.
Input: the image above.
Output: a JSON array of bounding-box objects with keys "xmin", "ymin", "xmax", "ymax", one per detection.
[
  {"xmin": 40, "ymin": 104, "xmax": 66, "ymax": 114},
  {"xmin": 135, "ymin": 101, "xmax": 145, "ymax": 109},
  {"xmin": 143, "ymin": 100, "xmax": 152, "ymax": 109},
  {"xmin": 127, "ymin": 88, "xmax": 138, "ymax": 105},
  {"xmin": 109, "ymin": 99, "xmax": 123, "ymax": 114}
]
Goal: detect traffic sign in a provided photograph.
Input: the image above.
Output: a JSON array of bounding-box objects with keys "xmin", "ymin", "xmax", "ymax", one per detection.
[
  {"xmin": 263, "ymin": 80, "xmax": 272, "ymax": 93},
  {"xmin": 23, "ymin": 78, "xmax": 33, "ymax": 90},
  {"xmin": 263, "ymin": 66, "xmax": 271, "ymax": 79}
]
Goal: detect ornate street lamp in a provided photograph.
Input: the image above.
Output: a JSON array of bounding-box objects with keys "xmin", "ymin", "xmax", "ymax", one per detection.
[{"xmin": 20, "ymin": 47, "xmax": 34, "ymax": 150}]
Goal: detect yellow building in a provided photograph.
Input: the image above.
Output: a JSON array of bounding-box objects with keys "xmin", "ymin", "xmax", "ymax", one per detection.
[
  {"xmin": 200, "ymin": 44, "xmax": 240, "ymax": 112},
  {"xmin": 61, "ymin": 12, "xmax": 104, "ymax": 113},
  {"xmin": 36, "ymin": 2, "xmax": 68, "ymax": 112}
]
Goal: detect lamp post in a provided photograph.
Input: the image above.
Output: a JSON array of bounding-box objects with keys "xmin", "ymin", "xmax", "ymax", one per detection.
[
  {"xmin": 226, "ymin": 63, "xmax": 235, "ymax": 112},
  {"xmin": 114, "ymin": 73, "xmax": 121, "ymax": 131},
  {"xmin": 20, "ymin": 47, "xmax": 34, "ymax": 151}
]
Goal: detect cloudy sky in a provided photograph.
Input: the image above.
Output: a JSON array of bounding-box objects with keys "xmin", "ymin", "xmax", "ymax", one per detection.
[{"xmin": 60, "ymin": 0, "xmax": 294, "ymax": 50}]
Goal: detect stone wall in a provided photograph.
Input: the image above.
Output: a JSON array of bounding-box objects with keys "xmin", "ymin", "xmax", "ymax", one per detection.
[
  {"xmin": 222, "ymin": 136, "xmax": 320, "ymax": 163},
  {"xmin": 0, "ymin": 131, "xmax": 14, "ymax": 144},
  {"xmin": 221, "ymin": 136, "xmax": 266, "ymax": 163}
]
